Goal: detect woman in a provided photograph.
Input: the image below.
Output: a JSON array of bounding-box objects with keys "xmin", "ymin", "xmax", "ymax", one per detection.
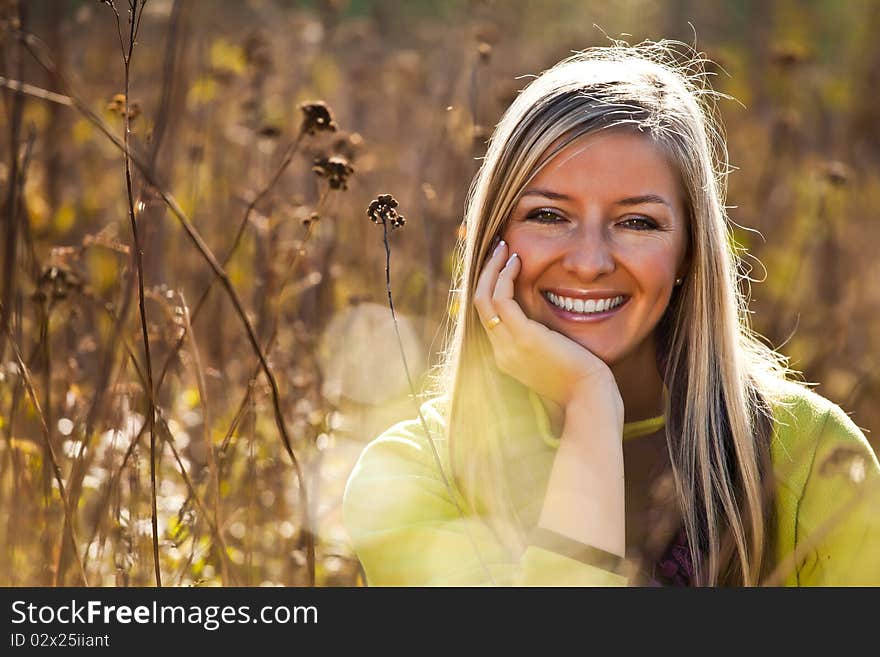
[{"xmin": 343, "ymin": 41, "xmax": 880, "ymax": 586}]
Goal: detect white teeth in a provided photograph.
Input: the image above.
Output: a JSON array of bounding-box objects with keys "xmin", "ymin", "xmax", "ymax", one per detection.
[{"xmin": 546, "ymin": 293, "xmax": 624, "ymax": 315}]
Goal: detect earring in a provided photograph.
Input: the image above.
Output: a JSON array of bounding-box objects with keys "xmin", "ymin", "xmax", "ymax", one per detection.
[{"xmin": 675, "ymin": 277, "xmax": 683, "ymax": 286}]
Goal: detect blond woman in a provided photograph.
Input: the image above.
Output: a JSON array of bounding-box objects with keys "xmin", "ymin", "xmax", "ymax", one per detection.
[{"xmin": 344, "ymin": 42, "xmax": 880, "ymax": 586}]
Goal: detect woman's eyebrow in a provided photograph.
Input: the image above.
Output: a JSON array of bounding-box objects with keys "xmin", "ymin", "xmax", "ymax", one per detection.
[
  {"xmin": 521, "ymin": 188, "xmax": 571, "ymax": 201},
  {"xmin": 520, "ymin": 189, "xmax": 671, "ymax": 208},
  {"xmin": 615, "ymin": 194, "xmax": 671, "ymax": 208}
]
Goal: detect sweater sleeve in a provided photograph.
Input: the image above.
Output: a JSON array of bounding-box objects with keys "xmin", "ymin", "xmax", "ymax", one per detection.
[
  {"xmin": 342, "ymin": 405, "xmax": 626, "ymax": 586},
  {"xmin": 793, "ymin": 403, "xmax": 880, "ymax": 585}
]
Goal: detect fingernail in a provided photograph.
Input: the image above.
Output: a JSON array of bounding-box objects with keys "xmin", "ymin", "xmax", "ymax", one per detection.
[
  {"xmin": 505, "ymin": 252, "xmax": 518, "ymax": 267},
  {"xmin": 493, "ymin": 239, "xmax": 506, "ymax": 256}
]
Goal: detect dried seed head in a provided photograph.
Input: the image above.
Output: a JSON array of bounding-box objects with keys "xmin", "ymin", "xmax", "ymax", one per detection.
[
  {"xmin": 300, "ymin": 101, "xmax": 338, "ymax": 136},
  {"xmin": 367, "ymin": 194, "xmax": 406, "ymax": 230},
  {"xmin": 312, "ymin": 156, "xmax": 354, "ymax": 190},
  {"xmin": 36, "ymin": 264, "xmax": 81, "ymax": 301}
]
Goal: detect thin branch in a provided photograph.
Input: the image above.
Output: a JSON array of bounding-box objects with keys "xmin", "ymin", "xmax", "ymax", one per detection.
[
  {"xmin": 380, "ymin": 218, "xmax": 496, "ymax": 584},
  {"xmin": 0, "ymin": 76, "xmax": 72, "ymax": 105}
]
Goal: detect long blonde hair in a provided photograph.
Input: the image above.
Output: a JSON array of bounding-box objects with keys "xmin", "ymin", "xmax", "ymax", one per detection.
[{"xmin": 428, "ymin": 40, "xmax": 796, "ymax": 586}]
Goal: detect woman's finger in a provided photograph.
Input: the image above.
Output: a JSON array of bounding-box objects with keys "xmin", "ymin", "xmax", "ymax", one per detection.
[
  {"xmin": 492, "ymin": 252, "xmax": 533, "ymax": 335},
  {"xmin": 472, "ymin": 240, "xmax": 517, "ymax": 345},
  {"xmin": 473, "ymin": 239, "xmax": 508, "ymax": 322}
]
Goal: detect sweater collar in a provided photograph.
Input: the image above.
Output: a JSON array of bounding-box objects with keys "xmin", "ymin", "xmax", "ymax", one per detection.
[{"xmin": 527, "ymin": 387, "xmax": 666, "ymax": 449}]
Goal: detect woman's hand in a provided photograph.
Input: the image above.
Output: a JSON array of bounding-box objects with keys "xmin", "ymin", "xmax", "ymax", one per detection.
[
  {"xmin": 475, "ymin": 238, "xmax": 627, "ymax": 556},
  {"xmin": 473, "ymin": 239, "xmax": 623, "ymax": 415}
]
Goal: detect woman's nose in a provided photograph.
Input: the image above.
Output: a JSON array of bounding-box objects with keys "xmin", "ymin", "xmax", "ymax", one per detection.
[{"xmin": 560, "ymin": 229, "xmax": 615, "ymax": 280}]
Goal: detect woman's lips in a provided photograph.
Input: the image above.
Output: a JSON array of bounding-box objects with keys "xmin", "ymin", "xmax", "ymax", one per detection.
[{"xmin": 542, "ymin": 293, "xmax": 630, "ymax": 322}]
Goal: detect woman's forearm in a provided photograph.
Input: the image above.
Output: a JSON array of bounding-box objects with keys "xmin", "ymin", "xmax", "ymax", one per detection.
[{"xmin": 537, "ymin": 385, "xmax": 626, "ymax": 558}]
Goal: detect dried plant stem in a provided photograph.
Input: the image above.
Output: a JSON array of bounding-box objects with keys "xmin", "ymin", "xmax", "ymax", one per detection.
[
  {"xmin": 5, "ymin": 327, "xmax": 88, "ymax": 586},
  {"xmin": 2, "ymin": 312, "xmax": 27, "ymax": 584},
  {"xmin": 1, "ymin": 113, "xmax": 31, "ymax": 537},
  {"xmin": 2, "ymin": 448, "xmax": 24, "ymax": 585},
  {"xmin": 245, "ymin": 386, "xmax": 257, "ymax": 585},
  {"xmin": 213, "ymin": 201, "xmax": 328, "ymax": 582},
  {"xmin": 218, "ymin": 191, "xmax": 327, "ymax": 458},
  {"xmin": 151, "ymin": 145, "xmax": 316, "ymax": 584},
  {"xmin": 148, "ymin": 0, "xmax": 186, "ymax": 172},
  {"xmin": 57, "ymin": 258, "xmax": 137, "ymax": 583},
  {"xmin": 179, "ymin": 291, "xmax": 228, "ymax": 584},
  {"xmin": 0, "ymin": 75, "xmax": 72, "ymax": 105},
  {"xmin": 111, "ymin": 0, "xmax": 161, "ymax": 587},
  {"xmin": 380, "ymin": 220, "xmax": 495, "ymax": 584},
  {"xmin": 38, "ymin": 299, "xmax": 54, "ymax": 582},
  {"xmin": 162, "ymin": 423, "xmax": 238, "ymax": 585},
  {"xmin": 21, "ymin": 1, "xmax": 183, "ymax": 580},
  {"xmin": 66, "ymin": 295, "xmax": 138, "ymax": 573},
  {"xmin": 75, "ymin": 303, "xmax": 237, "ymax": 584},
  {"xmin": 153, "ymin": 129, "xmax": 306, "ymax": 393},
  {"xmin": 0, "ymin": 1, "xmax": 26, "ymax": 366}
]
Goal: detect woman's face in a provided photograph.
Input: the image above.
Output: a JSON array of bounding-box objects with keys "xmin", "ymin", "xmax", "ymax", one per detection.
[{"xmin": 501, "ymin": 129, "xmax": 689, "ymax": 369}]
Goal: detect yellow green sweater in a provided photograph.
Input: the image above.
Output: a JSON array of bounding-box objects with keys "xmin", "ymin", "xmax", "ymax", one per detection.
[{"xmin": 343, "ymin": 380, "xmax": 880, "ymax": 586}]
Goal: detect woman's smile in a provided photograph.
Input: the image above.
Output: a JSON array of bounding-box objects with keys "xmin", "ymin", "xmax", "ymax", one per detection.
[{"xmin": 542, "ymin": 290, "xmax": 630, "ymax": 321}]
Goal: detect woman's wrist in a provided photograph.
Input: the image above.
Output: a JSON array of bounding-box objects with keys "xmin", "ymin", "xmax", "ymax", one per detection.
[{"xmin": 566, "ymin": 375, "xmax": 625, "ymax": 432}]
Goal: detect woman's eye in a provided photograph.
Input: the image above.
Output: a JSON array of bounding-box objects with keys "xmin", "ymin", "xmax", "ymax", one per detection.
[
  {"xmin": 619, "ymin": 216, "xmax": 658, "ymax": 230},
  {"xmin": 525, "ymin": 209, "xmax": 564, "ymax": 224}
]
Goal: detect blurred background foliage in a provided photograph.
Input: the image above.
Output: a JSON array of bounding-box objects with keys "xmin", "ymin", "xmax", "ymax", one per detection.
[{"xmin": 0, "ymin": 0, "xmax": 878, "ymax": 586}]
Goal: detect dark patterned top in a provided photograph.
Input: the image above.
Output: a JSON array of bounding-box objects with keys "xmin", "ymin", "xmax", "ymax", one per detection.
[{"xmin": 649, "ymin": 527, "xmax": 694, "ymax": 586}]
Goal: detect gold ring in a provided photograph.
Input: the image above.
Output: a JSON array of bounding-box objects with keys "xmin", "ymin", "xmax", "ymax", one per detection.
[{"xmin": 486, "ymin": 315, "xmax": 502, "ymax": 330}]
